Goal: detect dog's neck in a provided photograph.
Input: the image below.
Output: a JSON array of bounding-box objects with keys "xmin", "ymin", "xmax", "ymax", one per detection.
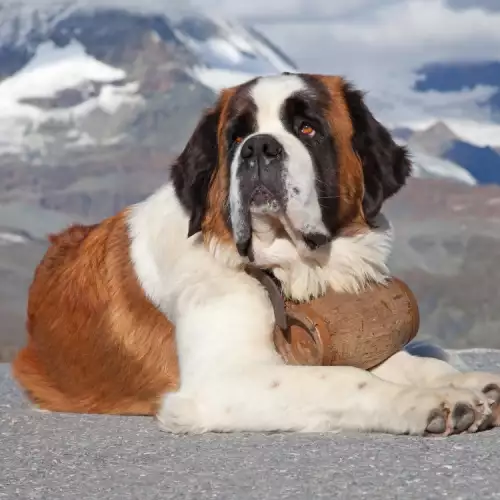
[
  {"xmin": 207, "ymin": 212, "xmax": 394, "ymax": 302},
  {"xmin": 265, "ymin": 215, "xmax": 393, "ymax": 302},
  {"xmin": 129, "ymin": 184, "xmax": 393, "ymax": 306},
  {"xmin": 276, "ymin": 220, "xmax": 393, "ymax": 302}
]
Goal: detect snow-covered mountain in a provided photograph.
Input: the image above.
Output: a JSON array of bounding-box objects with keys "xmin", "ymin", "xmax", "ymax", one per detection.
[
  {"xmin": 0, "ymin": 0, "xmax": 483, "ymax": 188},
  {"xmin": 404, "ymin": 60, "xmax": 500, "ymax": 185},
  {"xmin": 0, "ymin": 1, "xmax": 295, "ymax": 163}
]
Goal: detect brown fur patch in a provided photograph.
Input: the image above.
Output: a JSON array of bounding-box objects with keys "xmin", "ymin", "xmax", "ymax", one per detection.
[
  {"xmin": 12, "ymin": 212, "xmax": 179, "ymax": 415},
  {"xmin": 338, "ymin": 223, "xmax": 370, "ymax": 238},
  {"xmin": 314, "ymin": 75, "xmax": 367, "ymax": 228},
  {"xmin": 202, "ymin": 87, "xmax": 238, "ymax": 247}
]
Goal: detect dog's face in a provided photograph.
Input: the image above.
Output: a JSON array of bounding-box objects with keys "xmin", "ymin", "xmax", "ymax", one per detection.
[{"xmin": 172, "ymin": 73, "xmax": 411, "ymax": 259}]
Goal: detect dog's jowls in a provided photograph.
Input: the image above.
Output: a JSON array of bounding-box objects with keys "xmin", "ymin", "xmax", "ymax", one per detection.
[{"xmin": 13, "ymin": 73, "xmax": 500, "ymax": 435}]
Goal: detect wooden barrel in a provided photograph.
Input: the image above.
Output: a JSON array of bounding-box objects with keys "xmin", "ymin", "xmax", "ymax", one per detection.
[{"xmin": 272, "ymin": 278, "xmax": 420, "ymax": 370}]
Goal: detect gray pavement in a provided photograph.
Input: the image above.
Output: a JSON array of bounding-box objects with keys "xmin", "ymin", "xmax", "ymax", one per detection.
[{"xmin": 2, "ymin": 350, "xmax": 500, "ymax": 499}]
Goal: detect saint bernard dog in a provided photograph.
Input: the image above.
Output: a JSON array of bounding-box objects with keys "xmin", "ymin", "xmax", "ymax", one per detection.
[{"xmin": 12, "ymin": 73, "xmax": 500, "ymax": 436}]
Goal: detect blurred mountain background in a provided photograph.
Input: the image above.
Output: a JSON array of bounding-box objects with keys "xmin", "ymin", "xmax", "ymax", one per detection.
[{"xmin": 1, "ymin": 0, "xmax": 500, "ymax": 360}]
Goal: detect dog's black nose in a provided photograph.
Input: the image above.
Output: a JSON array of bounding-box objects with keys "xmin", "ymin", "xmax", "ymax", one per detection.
[{"xmin": 240, "ymin": 134, "xmax": 283, "ymax": 161}]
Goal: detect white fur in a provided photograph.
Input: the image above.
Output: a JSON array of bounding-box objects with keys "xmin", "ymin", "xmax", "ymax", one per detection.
[
  {"xmin": 229, "ymin": 140, "xmax": 247, "ymax": 244},
  {"xmin": 230, "ymin": 74, "xmax": 329, "ymax": 246},
  {"xmin": 128, "ymin": 180, "xmax": 500, "ymax": 437},
  {"xmin": 258, "ymin": 213, "xmax": 394, "ymax": 300}
]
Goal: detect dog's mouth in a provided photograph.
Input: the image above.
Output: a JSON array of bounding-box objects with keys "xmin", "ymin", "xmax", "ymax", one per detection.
[
  {"xmin": 235, "ymin": 184, "xmax": 331, "ymax": 258},
  {"xmin": 235, "ymin": 185, "xmax": 285, "ymax": 258},
  {"xmin": 249, "ymin": 184, "xmax": 281, "ymax": 214}
]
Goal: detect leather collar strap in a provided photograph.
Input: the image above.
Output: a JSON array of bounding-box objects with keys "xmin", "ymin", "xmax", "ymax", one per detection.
[
  {"xmin": 245, "ymin": 266, "xmax": 320, "ymax": 346},
  {"xmin": 245, "ymin": 267, "xmax": 288, "ymax": 331}
]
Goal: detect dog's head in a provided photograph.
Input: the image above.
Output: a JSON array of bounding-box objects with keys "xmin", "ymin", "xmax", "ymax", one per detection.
[{"xmin": 171, "ymin": 73, "xmax": 411, "ymax": 259}]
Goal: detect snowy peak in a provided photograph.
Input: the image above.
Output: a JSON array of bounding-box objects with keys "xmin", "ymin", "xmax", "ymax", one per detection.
[
  {"xmin": 0, "ymin": 40, "xmax": 126, "ymax": 102},
  {"xmin": 0, "ymin": 4, "xmax": 296, "ymax": 83},
  {"xmin": 407, "ymin": 148, "xmax": 477, "ymax": 186},
  {"xmin": 0, "ymin": 4, "xmax": 296, "ymax": 161},
  {"xmin": 408, "ymin": 121, "xmax": 459, "ymax": 157},
  {"xmin": 401, "ymin": 118, "xmax": 500, "ymax": 187},
  {"xmin": 175, "ymin": 16, "xmax": 296, "ymax": 91},
  {"xmin": 175, "ymin": 16, "xmax": 295, "ymax": 72}
]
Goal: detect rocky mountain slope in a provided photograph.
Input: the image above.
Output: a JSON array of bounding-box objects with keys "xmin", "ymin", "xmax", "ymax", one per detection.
[{"xmin": 385, "ymin": 177, "xmax": 500, "ymax": 349}]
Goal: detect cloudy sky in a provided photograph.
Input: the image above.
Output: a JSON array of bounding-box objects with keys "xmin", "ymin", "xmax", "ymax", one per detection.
[
  {"xmin": 56, "ymin": 0, "xmax": 499, "ymax": 79},
  {"xmin": 39, "ymin": 0, "xmax": 497, "ymax": 132},
  {"xmin": 190, "ymin": 0, "xmax": 500, "ymax": 78}
]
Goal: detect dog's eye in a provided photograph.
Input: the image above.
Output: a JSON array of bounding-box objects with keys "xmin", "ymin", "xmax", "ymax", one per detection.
[
  {"xmin": 234, "ymin": 136, "xmax": 243, "ymax": 144},
  {"xmin": 300, "ymin": 122, "xmax": 316, "ymax": 138}
]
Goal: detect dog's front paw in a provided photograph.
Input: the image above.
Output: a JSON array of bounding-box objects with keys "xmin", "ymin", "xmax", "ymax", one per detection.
[
  {"xmin": 398, "ymin": 387, "xmax": 491, "ymax": 436},
  {"xmin": 156, "ymin": 393, "xmax": 207, "ymax": 435},
  {"xmin": 435, "ymin": 372, "xmax": 500, "ymax": 429}
]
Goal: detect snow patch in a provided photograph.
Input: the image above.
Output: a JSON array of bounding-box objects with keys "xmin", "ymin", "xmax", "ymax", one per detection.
[
  {"xmin": 0, "ymin": 40, "xmax": 125, "ymax": 101},
  {"xmin": 0, "ymin": 39, "xmax": 142, "ymax": 158},
  {"xmin": 176, "ymin": 16, "xmax": 294, "ymax": 92},
  {"xmin": 205, "ymin": 38, "xmax": 245, "ymax": 65},
  {"xmin": 400, "ymin": 141, "xmax": 477, "ymax": 185},
  {"xmin": 397, "ymin": 118, "xmax": 500, "ymax": 148},
  {"xmin": 191, "ymin": 67, "xmax": 257, "ymax": 91},
  {"xmin": 93, "ymin": 82, "xmax": 141, "ymax": 115},
  {"xmin": 438, "ymin": 120, "xmax": 500, "ymax": 148},
  {"xmin": 0, "ymin": 232, "xmax": 29, "ymax": 246},
  {"xmin": 215, "ymin": 19, "xmax": 259, "ymax": 56}
]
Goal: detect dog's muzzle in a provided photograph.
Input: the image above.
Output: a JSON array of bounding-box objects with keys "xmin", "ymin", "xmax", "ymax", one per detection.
[
  {"xmin": 233, "ymin": 133, "xmax": 288, "ymax": 258},
  {"xmin": 238, "ymin": 133, "xmax": 286, "ymax": 213}
]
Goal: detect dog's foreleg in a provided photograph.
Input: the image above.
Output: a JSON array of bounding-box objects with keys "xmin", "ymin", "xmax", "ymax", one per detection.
[{"xmin": 157, "ymin": 289, "xmax": 492, "ymax": 436}]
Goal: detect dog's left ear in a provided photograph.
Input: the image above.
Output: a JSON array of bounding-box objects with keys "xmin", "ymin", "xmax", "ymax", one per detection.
[
  {"xmin": 171, "ymin": 106, "xmax": 221, "ymax": 238},
  {"xmin": 342, "ymin": 82, "xmax": 412, "ymax": 224}
]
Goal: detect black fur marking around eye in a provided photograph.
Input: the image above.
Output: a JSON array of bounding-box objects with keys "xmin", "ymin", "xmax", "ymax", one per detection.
[
  {"xmin": 341, "ymin": 81, "xmax": 412, "ymax": 225},
  {"xmin": 281, "ymin": 91, "xmax": 341, "ymax": 236},
  {"xmin": 282, "ymin": 94, "xmax": 324, "ymax": 140}
]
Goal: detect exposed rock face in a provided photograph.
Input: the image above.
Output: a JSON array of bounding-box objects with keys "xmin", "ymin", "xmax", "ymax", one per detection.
[
  {"xmin": 0, "ymin": 2, "xmax": 297, "ymax": 230},
  {"xmin": 385, "ymin": 178, "xmax": 500, "ymax": 350}
]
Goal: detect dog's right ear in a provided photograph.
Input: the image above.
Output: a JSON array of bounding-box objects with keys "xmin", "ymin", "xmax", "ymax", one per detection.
[
  {"xmin": 341, "ymin": 82, "xmax": 412, "ymax": 224},
  {"xmin": 171, "ymin": 106, "xmax": 221, "ymax": 238}
]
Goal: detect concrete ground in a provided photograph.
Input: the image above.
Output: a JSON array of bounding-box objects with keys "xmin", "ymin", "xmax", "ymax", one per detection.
[{"xmin": 2, "ymin": 350, "xmax": 500, "ymax": 500}]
